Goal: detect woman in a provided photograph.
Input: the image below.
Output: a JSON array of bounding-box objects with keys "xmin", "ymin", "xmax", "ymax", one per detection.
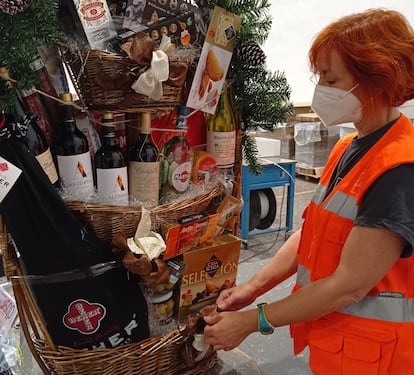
[{"xmin": 204, "ymin": 8, "xmax": 414, "ymax": 374}]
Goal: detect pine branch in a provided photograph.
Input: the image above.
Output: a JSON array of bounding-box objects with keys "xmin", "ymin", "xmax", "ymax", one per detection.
[
  {"xmin": 0, "ymin": 0, "xmax": 62, "ymax": 110},
  {"xmin": 242, "ymin": 133, "xmax": 263, "ymax": 175}
]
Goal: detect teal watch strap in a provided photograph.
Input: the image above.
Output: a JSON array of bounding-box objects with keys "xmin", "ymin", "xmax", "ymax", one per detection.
[{"xmin": 257, "ymin": 302, "xmax": 274, "ymax": 335}]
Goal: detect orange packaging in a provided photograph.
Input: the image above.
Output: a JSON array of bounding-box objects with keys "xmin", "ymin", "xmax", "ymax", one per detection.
[{"xmin": 176, "ymin": 234, "xmax": 241, "ymax": 320}]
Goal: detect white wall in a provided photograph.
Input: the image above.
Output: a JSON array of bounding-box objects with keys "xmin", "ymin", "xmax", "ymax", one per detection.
[{"xmin": 263, "ymin": 0, "xmax": 414, "ymax": 104}]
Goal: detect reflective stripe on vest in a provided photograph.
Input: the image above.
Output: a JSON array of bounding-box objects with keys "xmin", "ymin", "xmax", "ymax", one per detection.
[
  {"xmin": 312, "ymin": 187, "xmax": 358, "ymax": 221},
  {"xmin": 296, "ymin": 264, "xmax": 414, "ymax": 322}
]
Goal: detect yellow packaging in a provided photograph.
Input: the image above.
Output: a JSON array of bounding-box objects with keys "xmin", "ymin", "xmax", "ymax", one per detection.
[{"xmin": 176, "ymin": 234, "xmax": 241, "ymax": 320}]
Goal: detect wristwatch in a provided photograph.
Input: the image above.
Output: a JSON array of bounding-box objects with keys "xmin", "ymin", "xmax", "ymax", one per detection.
[{"xmin": 257, "ymin": 302, "xmax": 274, "ymax": 335}]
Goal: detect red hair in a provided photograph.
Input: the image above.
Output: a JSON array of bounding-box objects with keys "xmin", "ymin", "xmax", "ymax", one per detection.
[{"xmin": 309, "ymin": 8, "xmax": 414, "ymax": 119}]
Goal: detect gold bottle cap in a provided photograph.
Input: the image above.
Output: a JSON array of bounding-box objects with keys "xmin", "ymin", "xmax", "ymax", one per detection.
[
  {"xmin": 102, "ymin": 112, "xmax": 114, "ymax": 120},
  {"xmin": 60, "ymin": 92, "xmax": 73, "ymax": 103}
]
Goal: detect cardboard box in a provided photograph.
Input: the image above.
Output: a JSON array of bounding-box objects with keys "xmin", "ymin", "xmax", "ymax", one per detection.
[{"xmin": 176, "ymin": 234, "xmax": 241, "ymax": 319}]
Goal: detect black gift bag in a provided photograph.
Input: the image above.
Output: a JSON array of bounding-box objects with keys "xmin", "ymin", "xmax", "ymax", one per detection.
[{"xmin": 0, "ymin": 118, "xmax": 149, "ymax": 349}]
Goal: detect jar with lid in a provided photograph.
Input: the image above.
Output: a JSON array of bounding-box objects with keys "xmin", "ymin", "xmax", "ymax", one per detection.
[{"xmin": 149, "ymin": 290, "xmax": 175, "ymax": 336}]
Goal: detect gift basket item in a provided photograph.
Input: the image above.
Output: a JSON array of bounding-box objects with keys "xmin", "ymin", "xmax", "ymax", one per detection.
[
  {"xmin": 60, "ymin": 47, "xmax": 188, "ymax": 110},
  {"xmin": 64, "ymin": 184, "xmax": 224, "ymax": 244},
  {"xmin": 0, "ymin": 219, "xmax": 218, "ymax": 375}
]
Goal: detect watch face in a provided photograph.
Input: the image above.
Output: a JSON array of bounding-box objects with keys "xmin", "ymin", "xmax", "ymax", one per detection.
[{"xmin": 261, "ymin": 326, "xmax": 274, "ymax": 335}]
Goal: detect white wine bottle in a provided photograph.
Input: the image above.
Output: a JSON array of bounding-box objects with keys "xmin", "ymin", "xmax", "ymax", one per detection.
[
  {"xmin": 206, "ymin": 86, "xmax": 236, "ymax": 169},
  {"xmin": 55, "ymin": 93, "xmax": 94, "ymax": 198},
  {"xmin": 128, "ymin": 112, "xmax": 160, "ymax": 205},
  {"xmin": 95, "ymin": 112, "xmax": 129, "ymax": 205}
]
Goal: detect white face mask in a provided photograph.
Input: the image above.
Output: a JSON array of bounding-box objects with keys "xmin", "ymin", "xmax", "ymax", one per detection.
[{"xmin": 311, "ymin": 84, "xmax": 362, "ymax": 127}]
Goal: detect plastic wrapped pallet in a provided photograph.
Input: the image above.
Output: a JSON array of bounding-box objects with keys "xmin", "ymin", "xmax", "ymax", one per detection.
[{"xmin": 294, "ymin": 113, "xmax": 339, "ymax": 169}]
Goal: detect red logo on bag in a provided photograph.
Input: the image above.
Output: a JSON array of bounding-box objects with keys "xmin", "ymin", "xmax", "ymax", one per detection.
[
  {"xmin": 0, "ymin": 163, "xmax": 8, "ymax": 172},
  {"xmin": 63, "ymin": 299, "xmax": 106, "ymax": 335}
]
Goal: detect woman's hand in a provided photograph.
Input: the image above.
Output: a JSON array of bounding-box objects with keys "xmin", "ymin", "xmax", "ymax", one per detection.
[
  {"xmin": 216, "ymin": 283, "xmax": 257, "ymax": 312},
  {"xmin": 204, "ymin": 309, "xmax": 257, "ymax": 351}
]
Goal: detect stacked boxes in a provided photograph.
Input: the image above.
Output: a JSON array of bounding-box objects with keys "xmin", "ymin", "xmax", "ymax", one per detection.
[{"xmin": 294, "ymin": 113, "xmax": 340, "ymax": 169}]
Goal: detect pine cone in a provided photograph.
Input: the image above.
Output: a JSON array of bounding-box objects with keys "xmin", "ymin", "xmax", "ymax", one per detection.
[
  {"xmin": 0, "ymin": 0, "xmax": 32, "ymax": 15},
  {"xmin": 238, "ymin": 42, "xmax": 267, "ymax": 67}
]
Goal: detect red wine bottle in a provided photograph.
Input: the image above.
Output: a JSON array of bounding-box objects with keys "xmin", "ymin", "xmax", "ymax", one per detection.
[
  {"xmin": 128, "ymin": 112, "xmax": 160, "ymax": 205},
  {"xmin": 95, "ymin": 112, "xmax": 129, "ymax": 205},
  {"xmin": 12, "ymin": 97, "xmax": 59, "ymax": 186},
  {"xmin": 55, "ymin": 93, "xmax": 94, "ymax": 198}
]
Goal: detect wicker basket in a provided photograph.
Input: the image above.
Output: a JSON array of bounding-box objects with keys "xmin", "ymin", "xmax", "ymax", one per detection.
[
  {"xmin": 0, "ymin": 226, "xmax": 218, "ymax": 375},
  {"xmin": 59, "ymin": 45, "xmax": 187, "ymax": 111},
  {"xmin": 64, "ymin": 184, "xmax": 224, "ymax": 244}
]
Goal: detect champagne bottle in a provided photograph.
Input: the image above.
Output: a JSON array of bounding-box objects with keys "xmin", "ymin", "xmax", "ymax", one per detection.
[
  {"xmin": 13, "ymin": 98, "xmax": 59, "ymax": 186},
  {"xmin": 55, "ymin": 93, "xmax": 94, "ymax": 198},
  {"xmin": 159, "ymin": 106, "xmax": 193, "ymax": 204},
  {"xmin": 206, "ymin": 87, "xmax": 236, "ymax": 169},
  {"xmin": 95, "ymin": 112, "xmax": 129, "ymax": 205},
  {"xmin": 129, "ymin": 112, "xmax": 160, "ymax": 205}
]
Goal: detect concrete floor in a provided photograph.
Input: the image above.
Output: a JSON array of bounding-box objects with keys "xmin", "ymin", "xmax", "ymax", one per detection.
[{"xmin": 215, "ymin": 175, "xmax": 318, "ymax": 375}]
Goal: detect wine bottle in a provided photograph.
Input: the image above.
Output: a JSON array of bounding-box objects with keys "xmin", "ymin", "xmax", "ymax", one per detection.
[
  {"xmin": 128, "ymin": 112, "xmax": 160, "ymax": 205},
  {"xmin": 0, "ymin": 126, "xmax": 150, "ymax": 349},
  {"xmin": 95, "ymin": 112, "xmax": 129, "ymax": 205},
  {"xmin": 206, "ymin": 86, "xmax": 236, "ymax": 169},
  {"xmin": 13, "ymin": 98, "xmax": 59, "ymax": 186},
  {"xmin": 30, "ymin": 56, "xmax": 63, "ymax": 129},
  {"xmin": 159, "ymin": 106, "xmax": 194, "ymax": 204},
  {"xmin": 55, "ymin": 92, "xmax": 94, "ymax": 198}
]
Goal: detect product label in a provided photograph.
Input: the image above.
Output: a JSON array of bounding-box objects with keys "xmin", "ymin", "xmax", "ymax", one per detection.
[
  {"xmin": 96, "ymin": 167, "xmax": 129, "ymax": 205},
  {"xmin": 76, "ymin": 0, "xmax": 117, "ymax": 48},
  {"xmin": 169, "ymin": 161, "xmax": 191, "ymax": 192},
  {"xmin": 63, "ymin": 299, "xmax": 106, "ymax": 335},
  {"xmin": 57, "ymin": 152, "xmax": 94, "ymax": 198},
  {"xmin": 80, "ymin": 0, "xmax": 108, "ymax": 26},
  {"xmin": 0, "ymin": 157, "xmax": 22, "ymax": 204},
  {"xmin": 129, "ymin": 161, "xmax": 160, "ymax": 204},
  {"xmin": 206, "ymin": 130, "xmax": 235, "ymax": 168},
  {"xmin": 36, "ymin": 148, "xmax": 59, "ymax": 184}
]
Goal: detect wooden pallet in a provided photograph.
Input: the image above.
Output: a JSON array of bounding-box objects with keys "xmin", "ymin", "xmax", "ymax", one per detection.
[{"xmin": 296, "ymin": 165, "xmax": 324, "ymax": 180}]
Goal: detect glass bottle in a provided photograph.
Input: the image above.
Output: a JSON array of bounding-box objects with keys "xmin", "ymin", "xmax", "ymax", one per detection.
[
  {"xmin": 128, "ymin": 112, "xmax": 160, "ymax": 205},
  {"xmin": 159, "ymin": 106, "xmax": 194, "ymax": 204},
  {"xmin": 94, "ymin": 112, "xmax": 129, "ymax": 205},
  {"xmin": 206, "ymin": 87, "xmax": 236, "ymax": 169},
  {"xmin": 13, "ymin": 98, "xmax": 59, "ymax": 186},
  {"xmin": 55, "ymin": 92, "xmax": 94, "ymax": 198},
  {"xmin": 30, "ymin": 56, "xmax": 63, "ymax": 129},
  {"xmin": 73, "ymin": 0, "xmax": 117, "ymax": 50}
]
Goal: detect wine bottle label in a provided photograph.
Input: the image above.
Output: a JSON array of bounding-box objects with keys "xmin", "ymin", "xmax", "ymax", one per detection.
[
  {"xmin": 206, "ymin": 130, "xmax": 236, "ymax": 168},
  {"xmin": 96, "ymin": 167, "xmax": 129, "ymax": 205},
  {"xmin": 57, "ymin": 152, "xmax": 94, "ymax": 197},
  {"xmin": 36, "ymin": 148, "xmax": 59, "ymax": 184},
  {"xmin": 168, "ymin": 161, "xmax": 192, "ymax": 192},
  {"xmin": 129, "ymin": 161, "xmax": 160, "ymax": 204}
]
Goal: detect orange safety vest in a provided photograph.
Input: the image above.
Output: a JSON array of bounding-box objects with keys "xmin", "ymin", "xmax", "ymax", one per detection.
[{"xmin": 290, "ymin": 115, "xmax": 414, "ymax": 375}]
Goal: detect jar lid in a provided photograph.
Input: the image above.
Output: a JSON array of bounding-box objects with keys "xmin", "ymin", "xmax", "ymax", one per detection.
[{"xmin": 150, "ymin": 290, "xmax": 173, "ymax": 304}]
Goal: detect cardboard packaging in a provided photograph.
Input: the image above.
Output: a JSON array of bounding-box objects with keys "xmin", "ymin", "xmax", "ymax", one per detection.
[
  {"xmin": 186, "ymin": 6, "xmax": 241, "ymax": 114},
  {"xmin": 176, "ymin": 233, "xmax": 241, "ymax": 320}
]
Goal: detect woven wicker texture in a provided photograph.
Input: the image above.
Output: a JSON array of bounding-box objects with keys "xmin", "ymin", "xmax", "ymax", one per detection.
[
  {"xmin": 0, "ymin": 193, "xmax": 220, "ymax": 374},
  {"xmin": 60, "ymin": 46, "xmax": 185, "ymax": 111},
  {"xmin": 65, "ymin": 184, "xmax": 224, "ymax": 244}
]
